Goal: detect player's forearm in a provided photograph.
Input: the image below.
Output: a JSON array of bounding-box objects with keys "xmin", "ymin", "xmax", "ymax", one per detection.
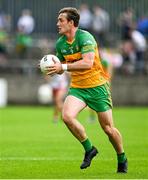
[{"xmin": 65, "ymin": 59, "xmax": 93, "ymax": 71}]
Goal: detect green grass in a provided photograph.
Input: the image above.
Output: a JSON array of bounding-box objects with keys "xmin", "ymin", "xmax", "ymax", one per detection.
[{"xmin": 0, "ymin": 106, "xmax": 148, "ymax": 179}]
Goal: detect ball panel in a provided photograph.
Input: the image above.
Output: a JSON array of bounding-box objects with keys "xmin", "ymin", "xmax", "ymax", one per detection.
[{"xmin": 40, "ymin": 54, "xmax": 60, "ymax": 73}]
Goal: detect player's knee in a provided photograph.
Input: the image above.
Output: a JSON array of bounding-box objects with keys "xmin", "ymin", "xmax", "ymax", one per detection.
[
  {"xmin": 62, "ymin": 111, "xmax": 72, "ymax": 124},
  {"xmin": 103, "ymin": 125, "xmax": 114, "ymax": 137}
]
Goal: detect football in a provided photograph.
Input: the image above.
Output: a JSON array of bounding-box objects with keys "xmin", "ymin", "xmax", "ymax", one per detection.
[{"xmin": 40, "ymin": 54, "xmax": 60, "ymax": 73}]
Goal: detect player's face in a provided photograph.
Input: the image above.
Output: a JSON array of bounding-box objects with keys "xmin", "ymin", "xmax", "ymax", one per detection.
[{"xmin": 57, "ymin": 13, "xmax": 72, "ymax": 35}]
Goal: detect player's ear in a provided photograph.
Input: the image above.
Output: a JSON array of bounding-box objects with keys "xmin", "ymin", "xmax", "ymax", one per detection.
[{"xmin": 69, "ymin": 20, "xmax": 74, "ymax": 26}]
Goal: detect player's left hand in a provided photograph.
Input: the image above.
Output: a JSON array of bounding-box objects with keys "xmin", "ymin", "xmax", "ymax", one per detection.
[{"xmin": 46, "ymin": 58, "xmax": 63, "ymax": 75}]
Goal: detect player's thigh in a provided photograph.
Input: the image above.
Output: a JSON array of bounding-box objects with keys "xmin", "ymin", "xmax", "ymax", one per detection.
[
  {"xmin": 63, "ymin": 95, "xmax": 86, "ymax": 118},
  {"xmin": 97, "ymin": 109, "xmax": 114, "ymax": 129}
]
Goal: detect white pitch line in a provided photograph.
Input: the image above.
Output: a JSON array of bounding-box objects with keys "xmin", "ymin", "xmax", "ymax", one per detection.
[
  {"xmin": 0, "ymin": 157, "xmax": 114, "ymax": 161},
  {"xmin": 0, "ymin": 157, "xmax": 79, "ymax": 161},
  {"xmin": 0, "ymin": 157, "xmax": 147, "ymax": 161}
]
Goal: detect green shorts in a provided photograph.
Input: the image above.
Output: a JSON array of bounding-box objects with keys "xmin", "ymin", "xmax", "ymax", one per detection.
[{"xmin": 68, "ymin": 83, "xmax": 112, "ymax": 112}]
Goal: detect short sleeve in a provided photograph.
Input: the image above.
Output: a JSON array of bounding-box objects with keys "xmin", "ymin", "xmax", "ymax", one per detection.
[
  {"xmin": 80, "ymin": 33, "xmax": 96, "ymax": 54},
  {"xmin": 56, "ymin": 42, "xmax": 65, "ymax": 62}
]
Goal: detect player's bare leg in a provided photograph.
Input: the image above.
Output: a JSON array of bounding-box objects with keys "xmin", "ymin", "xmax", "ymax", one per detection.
[
  {"xmin": 62, "ymin": 95, "xmax": 87, "ymax": 141},
  {"xmin": 97, "ymin": 109, "xmax": 127, "ymax": 173},
  {"xmin": 53, "ymin": 89, "xmax": 66, "ymax": 122},
  {"xmin": 62, "ymin": 95, "xmax": 98, "ymax": 169}
]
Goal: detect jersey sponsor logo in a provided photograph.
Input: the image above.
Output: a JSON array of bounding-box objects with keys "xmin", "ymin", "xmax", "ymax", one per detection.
[
  {"xmin": 69, "ymin": 46, "xmax": 74, "ymax": 54},
  {"xmin": 61, "ymin": 49, "xmax": 67, "ymax": 53},
  {"xmin": 84, "ymin": 40, "xmax": 93, "ymax": 45},
  {"xmin": 82, "ymin": 45, "xmax": 94, "ymax": 52},
  {"xmin": 76, "ymin": 45, "xmax": 79, "ymax": 51}
]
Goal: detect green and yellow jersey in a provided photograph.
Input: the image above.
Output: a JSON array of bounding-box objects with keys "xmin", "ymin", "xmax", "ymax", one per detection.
[{"xmin": 56, "ymin": 29, "xmax": 109, "ymax": 88}]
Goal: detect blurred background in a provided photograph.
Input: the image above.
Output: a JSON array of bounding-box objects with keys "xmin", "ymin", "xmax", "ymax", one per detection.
[{"xmin": 0, "ymin": 0, "xmax": 148, "ymax": 107}]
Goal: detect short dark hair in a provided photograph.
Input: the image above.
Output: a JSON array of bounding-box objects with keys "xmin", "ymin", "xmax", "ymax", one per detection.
[{"xmin": 59, "ymin": 7, "xmax": 80, "ymax": 27}]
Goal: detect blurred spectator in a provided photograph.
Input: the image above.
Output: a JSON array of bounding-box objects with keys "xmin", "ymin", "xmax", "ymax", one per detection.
[
  {"xmin": 92, "ymin": 5, "xmax": 110, "ymax": 47},
  {"xmin": 4, "ymin": 14, "xmax": 11, "ymax": 32},
  {"xmin": 129, "ymin": 28, "xmax": 147, "ymax": 74},
  {"xmin": 79, "ymin": 4, "xmax": 92, "ymax": 32},
  {"xmin": 120, "ymin": 27, "xmax": 147, "ymax": 74},
  {"xmin": 17, "ymin": 9, "xmax": 35, "ymax": 35},
  {"xmin": 15, "ymin": 26, "xmax": 32, "ymax": 59},
  {"xmin": 137, "ymin": 17, "xmax": 148, "ymax": 38},
  {"xmin": 101, "ymin": 48, "xmax": 123, "ymax": 71},
  {"xmin": 118, "ymin": 7, "xmax": 136, "ymax": 40},
  {"xmin": 0, "ymin": 28, "xmax": 8, "ymax": 65},
  {"xmin": 0, "ymin": 10, "xmax": 11, "ymax": 32},
  {"xmin": 16, "ymin": 9, "xmax": 35, "ymax": 58},
  {"xmin": 0, "ymin": 11, "xmax": 5, "ymax": 29},
  {"xmin": 120, "ymin": 40, "xmax": 136, "ymax": 74}
]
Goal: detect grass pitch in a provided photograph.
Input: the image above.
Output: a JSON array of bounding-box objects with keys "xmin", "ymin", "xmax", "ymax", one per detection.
[{"xmin": 0, "ymin": 106, "xmax": 148, "ymax": 179}]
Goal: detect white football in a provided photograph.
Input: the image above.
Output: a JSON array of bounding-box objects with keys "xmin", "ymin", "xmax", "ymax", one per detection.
[
  {"xmin": 38, "ymin": 84, "xmax": 53, "ymax": 104},
  {"xmin": 40, "ymin": 54, "xmax": 60, "ymax": 73}
]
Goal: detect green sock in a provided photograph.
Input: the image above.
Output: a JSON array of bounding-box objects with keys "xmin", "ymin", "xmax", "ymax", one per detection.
[
  {"xmin": 117, "ymin": 152, "xmax": 126, "ymax": 163},
  {"xmin": 81, "ymin": 138, "xmax": 92, "ymax": 152}
]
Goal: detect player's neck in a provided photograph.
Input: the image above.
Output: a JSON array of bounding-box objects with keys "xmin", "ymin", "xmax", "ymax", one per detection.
[{"xmin": 66, "ymin": 27, "xmax": 78, "ymax": 43}]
